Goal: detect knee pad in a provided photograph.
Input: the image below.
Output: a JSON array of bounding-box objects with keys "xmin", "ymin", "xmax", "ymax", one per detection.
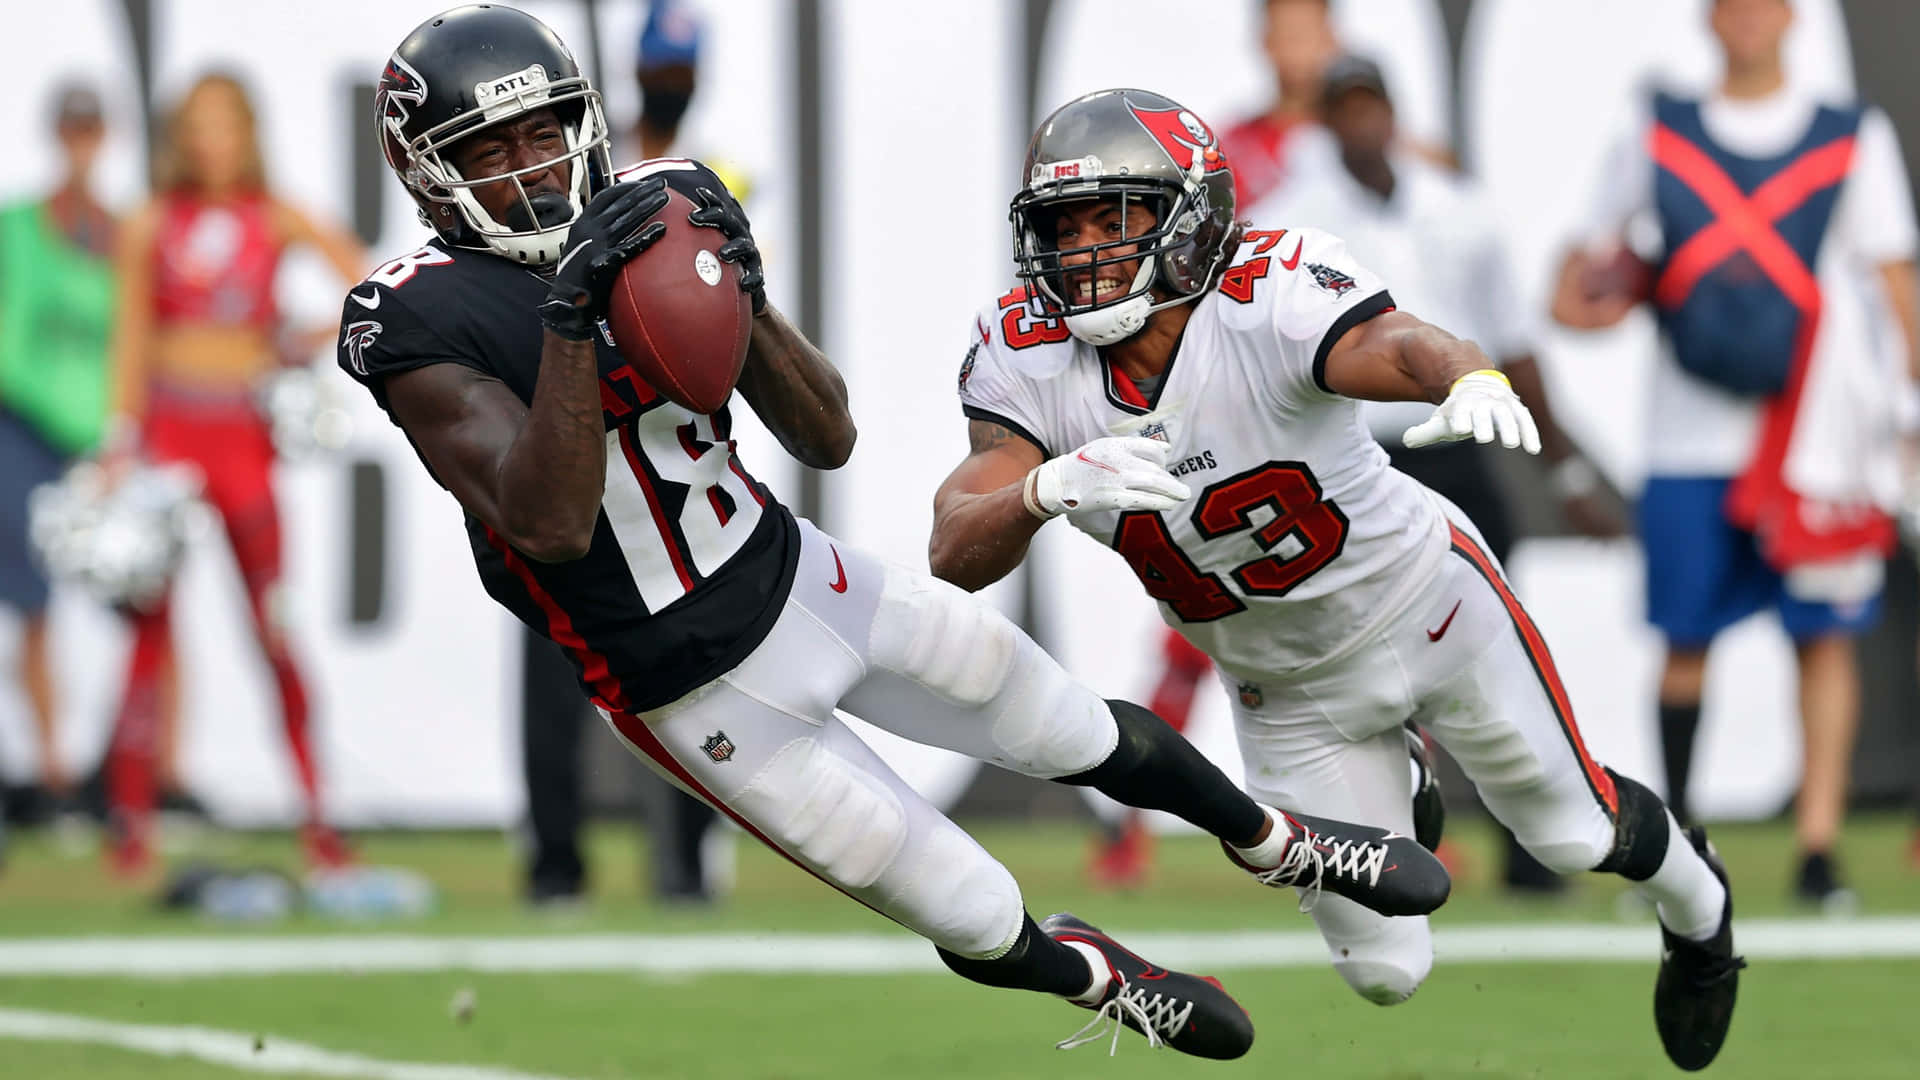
[
  {"xmin": 731, "ymin": 737, "xmax": 907, "ymax": 890},
  {"xmin": 873, "ymin": 568, "xmax": 1116, "ymax": 778},
  {"xmin": 1329, "ymin": 925, "xmax": 1433, "ymax": 1006},
  {"xmin": 1595, "ymin": 767, "xmax": 1672, "ymax": 882},
  {"xmin": 872, "ymin": 569, "xmax": 1017, "ymax": 706},
  {"xmin": 888, "ymin": 819, "xmax": 1024, "ymax": 959}
]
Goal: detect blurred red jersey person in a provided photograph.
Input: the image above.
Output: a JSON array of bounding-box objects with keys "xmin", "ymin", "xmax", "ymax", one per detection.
[
  {"xmin": 105, "ymin": 72, "xmax": 365, "ymax": 875},
  {"xmin": 1219, "ymin": 0, "xmax": 1339, "ymax": 210}
]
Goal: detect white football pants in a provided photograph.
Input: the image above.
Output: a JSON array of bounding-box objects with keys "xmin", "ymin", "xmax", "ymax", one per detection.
[
  {"xmin": 599, "ymin": 519, "xmax": 1120, "ymax": 959},
  {"xmin": 1226, "ymin": 513, "xmax": 1619, "ymax": 1004}
]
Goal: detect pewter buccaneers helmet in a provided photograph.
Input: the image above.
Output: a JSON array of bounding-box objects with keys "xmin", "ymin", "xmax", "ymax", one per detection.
[
  {"xmin": 377, "ymin": 4, "xmax": 613, "ymax": 265},
  {"xmin": 1011, "ymin": 89, "xmax": 1239, "ymax": 346}
]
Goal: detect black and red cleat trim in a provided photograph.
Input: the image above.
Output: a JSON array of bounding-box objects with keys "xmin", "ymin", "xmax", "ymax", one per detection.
[{"xmin": 1042, "ymin": 912, "xmax": 1253, "ymax": 1060}]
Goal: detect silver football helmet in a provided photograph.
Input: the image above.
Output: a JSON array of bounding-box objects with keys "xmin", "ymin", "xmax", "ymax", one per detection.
[{"xmin": 1010, "ymin": 89, "xmax": 1239, "ymax": 346}]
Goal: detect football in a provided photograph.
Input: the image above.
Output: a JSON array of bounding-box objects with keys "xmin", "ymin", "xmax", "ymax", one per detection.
[{"xmin": 603, "ymin": 188, "xmax": 753, "ymax": 415}]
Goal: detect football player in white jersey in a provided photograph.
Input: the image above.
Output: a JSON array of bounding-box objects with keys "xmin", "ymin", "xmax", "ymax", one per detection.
[{"xmin": 932, "ymin": 88, "xmax": 1745, "ymax": 1071}]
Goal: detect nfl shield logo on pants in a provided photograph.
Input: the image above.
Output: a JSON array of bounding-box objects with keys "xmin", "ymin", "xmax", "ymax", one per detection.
[
  {"xmin": 1237, "ymin": 682, "xmax": 1263, "ymax": 708},
  {"xmin": 702, "ymin": 731, "xmax": 736, "ymax": 763}
]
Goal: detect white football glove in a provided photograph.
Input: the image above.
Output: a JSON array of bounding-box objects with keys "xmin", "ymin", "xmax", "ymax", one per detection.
[
  {"xmin": 1023, "ymin": 436, "xmax": 1192, "ymax": 519},
  {"xmin": 1402, "ymin": 369, "xmax": 1543, "ymax": 454}
]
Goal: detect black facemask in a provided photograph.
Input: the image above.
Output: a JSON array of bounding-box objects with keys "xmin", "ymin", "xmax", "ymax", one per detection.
[{"xmin": 640, "ymin": 88, "xmax": 693, "ymax": 134}]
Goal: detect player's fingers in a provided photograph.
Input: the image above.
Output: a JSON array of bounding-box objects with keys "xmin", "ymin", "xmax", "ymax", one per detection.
[
  {"xmin": 1518, "ymin": 409, "xmax": 1543, "ymax": 455},
  {"xmin": 602, "ymin": 193, "xmax": 670, "ymax": 241},
  {"xmin": 606, "ymin": 221, "xmax": 668, "ymax": 263},
  {"xmin": 716, "ymin": 237, "xmax": 757, "ymax": 265},
  {"xmin": 1118, "ymin": 435, "xmax": 1172, "ymax": 465},
  {"xmin": 1138, "ymin": 474, "xmax": 1192, "ymax": 502},
  {"xmin": 1110, "ymin": 489, "xmax": 1184, "ymax": 513},
  {"xmin": 597, "ymin": 178, "xmax": 668, "ymax": 220},
  {"xmin": 1492, "ymin": 404, "xmax": 1521, "ymax": 449},
  {"xmin": 1470, "ymin": 400, "xmax": 1495, "ymax": 444},
  {"xmin": 1402, "ymin": 416, "xmax": 1447, "ymax": 448}
]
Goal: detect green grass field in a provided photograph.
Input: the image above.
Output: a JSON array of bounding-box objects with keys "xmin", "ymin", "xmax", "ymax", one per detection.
[{"xmin": 2, "ymin": 814, "xmax": 1917, "ymax": 1078}]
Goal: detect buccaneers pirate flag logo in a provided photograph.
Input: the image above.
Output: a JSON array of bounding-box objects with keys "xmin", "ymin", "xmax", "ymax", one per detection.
[{"xmin": 1127, "ymin": 101, "xmax": 1228, "ymax": 175}]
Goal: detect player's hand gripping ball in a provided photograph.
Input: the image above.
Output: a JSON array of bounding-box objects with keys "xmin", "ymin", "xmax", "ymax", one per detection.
[
  {"xmin": 537, "ymin": 178, "xmax": 672, "ymax": 341},
  {"xmin": 602, "ymin": 185, "xmax": 758, "ymax": 414}
]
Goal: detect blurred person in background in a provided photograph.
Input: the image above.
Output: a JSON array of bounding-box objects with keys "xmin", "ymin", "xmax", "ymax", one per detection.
[
  {"xmin": 1260, "ymin": 55, "xmax": 1629, "ymax": 894},
  {"xmin": 1553, "ymin": 0, "xmax": 1919, "ymax": 911},
  {"xmin": 105, "ymin": 72, "xmax": 365, "ymax": 875},
  {"xmin": 518, "ymin": 0, "xmax": 734, "ymax": 909},
  {"xmin": 1219, "ymin": 0, "xmax": 1339, "ymax": 210},
  {"xmin": 0, "ymin": 83, "xmax": 117, "ymax": 827}
]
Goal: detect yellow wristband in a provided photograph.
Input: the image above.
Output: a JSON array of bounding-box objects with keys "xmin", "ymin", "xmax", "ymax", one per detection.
[{"xmin": 1452, "ymin": 369, "xmax": 1509, "ymax": 392}]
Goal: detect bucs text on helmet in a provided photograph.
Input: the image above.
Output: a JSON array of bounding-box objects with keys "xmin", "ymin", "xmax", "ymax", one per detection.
[
  {"xmin": 377, "ymin": 4, "xmax": 612, "ymax": 265},
  {"xmin": 1010, "ymin": 89, "xmax": 1239, "ymax": 346}
]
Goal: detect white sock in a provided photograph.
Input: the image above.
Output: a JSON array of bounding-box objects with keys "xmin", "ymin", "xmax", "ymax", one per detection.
[
  {"xmin": 1636, "ymin": 812, "xmax": 1728, "ymax": 942},
  {"xmin": 1228, "ymin": 805, "xmax": 1292, "ymax": 869},
  {"xmin": 1062, "ymin": 941, "xmax": 1112, "ymax": 1005}
]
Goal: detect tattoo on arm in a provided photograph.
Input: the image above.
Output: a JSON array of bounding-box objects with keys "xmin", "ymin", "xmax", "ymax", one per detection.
[{"xmin": 968, "ymin": 420, "xmax": 1018, "ymax": 454}]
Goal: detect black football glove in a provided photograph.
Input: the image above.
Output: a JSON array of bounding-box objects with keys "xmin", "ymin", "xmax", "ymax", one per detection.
[
  {"xmin": 687, "ymin": 186, "xmax": 767, "ymax": 315},
  {"xmin": 537, "ymin": 178, "xmax": 672, "ymax": 341}
]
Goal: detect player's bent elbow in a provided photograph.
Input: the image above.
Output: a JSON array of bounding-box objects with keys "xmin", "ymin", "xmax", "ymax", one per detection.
[
  {"xmin": 513, "ymin": 527, "xmax": 595, "ymax": 564},
  {"xmin": 818, "ymin": 422, "xmax": 857, "ymax": 469}
]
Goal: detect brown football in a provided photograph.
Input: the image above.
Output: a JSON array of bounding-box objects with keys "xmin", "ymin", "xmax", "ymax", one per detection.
[{"xmin": 604, "ymin": 188, "xmax": 752, "ymax": 415}]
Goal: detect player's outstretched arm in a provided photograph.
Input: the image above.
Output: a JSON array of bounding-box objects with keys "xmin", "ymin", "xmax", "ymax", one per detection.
[
  {"xmin": 386, "ymin": 336, "xmax": 608, "ymax": 563},
  {"xmin": 1322, "ymin": 310, "xmax": 1542, "ymax": 454},
  {"xmin": 929, "ymin": 421, "xmax": 1049, "ymax": 591},
  {"xmin": 734, "ymin": 304, "xmax": 855, "ymax": 469}
]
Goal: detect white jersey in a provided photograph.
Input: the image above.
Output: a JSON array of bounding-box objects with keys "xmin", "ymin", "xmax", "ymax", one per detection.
[{"xmin": 959, "ymin": 227, "xmax": 1451, "ymax": 680}]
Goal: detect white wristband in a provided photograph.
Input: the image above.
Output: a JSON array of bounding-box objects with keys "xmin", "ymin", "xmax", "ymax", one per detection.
[{"xmin": 1021, "ymin": 468, "xmax": 1057, "ymax": 521}]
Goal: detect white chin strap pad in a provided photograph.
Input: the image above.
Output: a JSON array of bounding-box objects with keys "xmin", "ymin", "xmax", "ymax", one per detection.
[{"xmin": 1065, "ymin": 296, "xmax": 1151, "ymax": 346}]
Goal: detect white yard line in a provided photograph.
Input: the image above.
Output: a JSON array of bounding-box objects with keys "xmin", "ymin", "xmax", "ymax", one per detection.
[
  {"xmin": 0, "ymin": 916, "xmax": 1917, "ymax": 978},
  {"xmin": 0, "ymin": 1006, "xmax": 580, "ymax": 1080}
]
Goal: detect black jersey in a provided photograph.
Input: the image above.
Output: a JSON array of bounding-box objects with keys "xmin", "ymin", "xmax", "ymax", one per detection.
[{"xmin": 336, "ymin": 160, "xmax": 798, "ymax": 714}]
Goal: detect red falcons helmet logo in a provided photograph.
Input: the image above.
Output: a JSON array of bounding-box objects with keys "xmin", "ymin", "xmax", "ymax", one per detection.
[
  {"xmin": 376, "ymin": 55, "xmax": 429, "ymax": 171},
  {"xmin": 1127, "ymin": 103, "xmax": 1227, "ymax": 174}
]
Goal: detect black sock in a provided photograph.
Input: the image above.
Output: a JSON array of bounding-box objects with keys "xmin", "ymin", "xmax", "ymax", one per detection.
[
  {"xmin": 1054, "ymin": 699, "xmax": 1267, "ymax": 847},
  {"xmin": 938, "ymin": 912, "xmax": 1092, "ymax": 997},
  {"xmin": 1658, "ymin": 702, "xmax": 1701, "ymax": 824}
]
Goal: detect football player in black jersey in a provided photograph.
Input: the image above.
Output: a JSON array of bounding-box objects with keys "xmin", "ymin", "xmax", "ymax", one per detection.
[{"xmin": 339, "ymin": 5, "xmax": 1451, "ymax": 1060}]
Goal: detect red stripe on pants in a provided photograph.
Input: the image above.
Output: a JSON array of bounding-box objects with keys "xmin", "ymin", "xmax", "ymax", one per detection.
[{"xmin": 1447, "ymin": 524, "xmax": 1618, "ymax": 816}]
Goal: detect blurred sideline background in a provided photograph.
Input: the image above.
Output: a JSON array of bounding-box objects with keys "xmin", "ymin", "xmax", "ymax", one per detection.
[{"xmin": 0, "ymin": 0, "xmax": 1915, "ymax": 835}]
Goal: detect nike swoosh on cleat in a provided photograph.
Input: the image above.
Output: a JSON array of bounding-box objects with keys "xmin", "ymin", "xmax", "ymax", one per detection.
[
  {"xmin": 350, "ymin": 289, "xmax": 381, "ymax": 310},
  {"xmin": 1426, "ymin": 600, "xmax": 1462, "ymax": 642},
  {"xmin": 828, "ymin": 544, "xmax": 849, "ymax": 594}
]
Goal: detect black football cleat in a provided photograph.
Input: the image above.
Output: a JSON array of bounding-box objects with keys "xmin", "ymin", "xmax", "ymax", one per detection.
[
  {"xmin": 1655, "ymin": 827, "xmax": 1746, "ymax": 1071},
  {"xmin": 1042, "ymin": 913, "xmax": 1253, "ymax": 1060},
  {"xmin": 1405, "ymin": 721, "xmax": 1446, "ymax": 853},
  {"xmin": 1223, "ymin": 809, "xmax": 1451, "ymax": 917}
]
